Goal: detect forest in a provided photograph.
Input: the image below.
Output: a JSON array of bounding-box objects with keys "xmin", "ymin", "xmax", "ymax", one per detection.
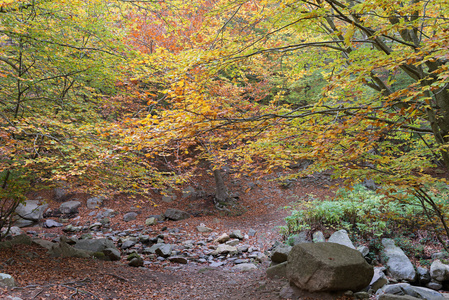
[{"xmin": 1, "ymin": 0, "xmax": 449, "ymax": 274}]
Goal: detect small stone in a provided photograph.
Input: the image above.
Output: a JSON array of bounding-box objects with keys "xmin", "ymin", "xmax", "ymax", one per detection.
[
  {"xmin": 358, "ymin": 245, "xmax": 370, "ymax": 257},
  {"xmin": 312, "ymin": 231, "xmax": 325, "ymax": 243},
  {"xmin": 0, "ymin": 273, "xmax": 16, "ymax": 287},
  {"xmin": 155, "ymin": 244, "xmax": 173, "ymax": 258},
  {"xmin": 328, "ymin": 229, "xmax": 355, "ymax": 249},
  {"xmin": 59, "ymin": 201, "xmax": 81, "ymax": 214},
  {"xmin": 226, "ymin": 239, "xmax": 240, "ymax": 246},
  {"xmin": 128, "ymin": 256, "xmax": 144, "ymax": 267},
  {"xmin": 196, "ymin": 225, "xmax": 213, "ymax": 233},
  {"xmin": 123, "ymin": 212, "xmax": 138, "ymax": 222},
  {"xmin": 209, "ymin": 261, "xmax": 224, "ymax": 267},
  {"xmin": 121, "ymin": 240, "xmax": 137, "ymax": 249},
  {"xmin": 354, "ymin": 291, "xmax": 369, "ymax": 299},
  {"xmin": 211, "ymin": 244, "xmax": 237, "ymax": 255},
  {"xmin": 214, "ymin": 233, "xmax": 230, "ymax": 244},
  {"xmin": 103, "ymin": 248, "xmax": 121, "ymax": 261},
  {"xmin": 232, "ymin": 263, "xmax": 257, "ymax": 272},
  {"xmin": 229, "ymin": 230, "xmax": 244, "ymax": 240},
  {"xmin": 169, "ymin": 256, "xmax": 188, "ymax": 264},
  {"xmin": 43, "ymin": 219, "xmax": 63, "ymax": 228},
  {"xmin": 237, "ymin": 245, "xmax": 249, "ymax": 252},
  {"xmin": 426, "ymin": 280, "xmax": 443, "ymax": 291},
  {"xmin": 248, "ymin": 229, "xmax": 257, "ymax": 237},
  {"xmin": 145, "ymin": 217, "xmax": 157, "ymax": 226}
]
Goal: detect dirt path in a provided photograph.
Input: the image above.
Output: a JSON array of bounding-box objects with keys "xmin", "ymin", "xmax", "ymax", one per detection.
[{"xmin": 1, "ymin": 177, "xmax": 335, "ymax": 300}]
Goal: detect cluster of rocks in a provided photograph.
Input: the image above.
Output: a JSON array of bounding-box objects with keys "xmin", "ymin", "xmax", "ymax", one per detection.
[
  {"xmin": 266, "ymin": 229, "xmax": 449, "ymax": 300},
  {"xmin": 5, "ymin": 202, "xmax": 265, "ymax": 271}
]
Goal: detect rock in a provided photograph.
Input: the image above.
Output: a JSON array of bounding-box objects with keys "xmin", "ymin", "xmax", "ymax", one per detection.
[
  {"xmin": 164, "ymin": 208, "xmax": 190, "ymax": 221},
  {"xmin": 431, "ymin": 252, "xmax": 447, "ymax": 260},
  {"xmin": 290, "ymin": 231, "xmax": 310, "ymax": 245},
  {"xmin": 74, "ymin": 238, "xmax": 116, "ymax": 253},
  {"xmin": 9, "ymin": 234, "xmax": 33, "ymax": 245},
  {"xmin": 43, "ymin": 219, "xmax": 63, "ymax": 228},
  {"xmin": 102, "ymin": 248, "xmax": 121, "ymax": 261},
  {"xmin": 96, "ymin": 209, "xmax": 116, "ymax": 219},
  {"xmin": 426, "ymin": 280, "xmax": 443, "ymax": 291},
  {"xmin": 211, "ymin": 244, "xmax": 237, "ymax": 256},
  {"xmin": 13, "ymin": 218, "xmax": 35, "ymax": 228},
  {"xmin": 381, "ymin": 239, "xmax": 416, "ymax": 282},
  {"xmin": 59, "ymin": 201, "xmax": 81, "ymax": 214},
  {"xmin": 378, "ymin": 283, "xmax": 446, "ymax": 300},
  {"xmin": 226, "ymin": 239, "xmax": 240, "ymax": 246},
  {"xmin": 430, "ymin": 260, "xmax": 449, "ymax": 282},
  {"xmin": 271, "ymin": 244, "xmax": 292, "ymax": 263},
  {"xmin": 354, "ymin": 291, "xmax": 369, "ymax": 299},
  {"xmin": 197, "ymin": 225, "xmax": 213, "ymax": 232},
  {"xmin": 237, "ymin": 245, "xmax": 249, "ymax": 252},
  {"xmin": 169, "ymin": 256, "xmax": 188, "ymax": 264},
  {"xmin": 15, "ymin": 200, "xmax": 48, "ymax": 221},
  {"xmin": 248, "ymin": 228, "xmax": 257, "ymax": 237},
  {"xmin": 266, "ymin": 262, "xmax": 287, "ymax": 279},
  {"xmin": 48, "ymin": 240, "xmax": 91, "ymax": 258},
  {"xmin": 147, "ymin": 243, "xmax": 164, "ymax": 254},
  {"xmin": 358, "ymin": 245, "xmax": 370, "ymax": 257},
  {"xmin": 63, "ymin": 225, "xmax": 82, "ymax": 232},
  {"xmin": 128, "ymin": 256, "xmax": 144, "ymax": 267},
  {"xmin": 8, "ymin": 226, "xmax": 24, "ymax": 236},
  {"xmin": 121, "ymin": 240, "xmax": 137, "ymax": 249},
  {"xmin": 313, "ymin": 231, "xmax": 325, "ymax": 243},
  {"xmin": 32, "ymin": 238, "xmax": 55, "ymax": 250},
  {"xmin": 123, "ymin": 212, "xmax": 138, "ymax": 222},
  {"xmin": 370, "ymin": 267, "xmax": 388, "ymax": 292},
  {"xmin": 86, "ymin": 197, "xmax": 104, "ymax": 209},
  {"xmin": 378, "ymin": 295, "xmax": 420, "ymax": 300},
  {"xmin": 155, "ymin": 244, "xmax": 173, "ymax": 258},
  {"xmin": 229, "ymin": 230, "xmax": 244, "ymax": 240},
  {"xmin": 209, "ymin": 261, "xmax": 224, "ymax": 267},
  {"xmin": 417, "ymin": 266, "xmax": 431, "ymax": 286},
  {"xmin": 145, "ymin": 217, "xmax": 158, "ymax": 226},
  {"xmin": 287, "ymin": 242, "xmax": 373, "ymax": 292},
  {"xmin": 328, "ymin": 229, "xmax": 355, "ymax": 249},
  {"xmin": 214, "ymin": 233, "xmax": 230, "ymax": 244},
  {"xmin": 232, "ymin": 263, "xmax": 257, "ymax": 272},
  {"xmin": 0, "ymin": 273, "xmax": 16, "ymax": 287}
]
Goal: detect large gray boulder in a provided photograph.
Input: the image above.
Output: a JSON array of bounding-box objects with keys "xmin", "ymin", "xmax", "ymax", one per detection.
[
  {"xmin": 48, "ymin": 240, "xmax": 91, "ymax": 258},
  {"xmin": 164, "ymin": 208, "xmax": 190, "ymax": 221},
  {"xmin": 287, "ymin": 242, "xmax": 373, "ymax": 292},
  {"xmin": 430, "ymin": 259, "xmax": 449, "ymax": 282},
  {"xmin": 59, "ymin": 201, "xmax": 81, "ymax": 214},
  {"xmin": 328, "ymin": 229, "xmax": 355, "ymax": 249},
  {"xmin": 73, "ymin": 238, "xmax": 116, "ymax": 253},
  {"xmin": 15, "ymin": 200, "xmax": 48, "ymax": 221},
  {"xmin": 381, "ymin": 239, "xmax": 416, "ymax": 282}
]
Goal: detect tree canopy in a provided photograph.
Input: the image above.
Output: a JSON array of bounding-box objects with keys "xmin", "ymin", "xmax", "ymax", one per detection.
[{"xmin": 1, "ymin": 0, "xmax": 449, "ymax": 238}]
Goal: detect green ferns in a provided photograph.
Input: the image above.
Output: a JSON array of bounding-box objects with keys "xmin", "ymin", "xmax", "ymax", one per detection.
[{"xmin": 281, "ymin": 184, "xmax": 449, "ymax": 240}]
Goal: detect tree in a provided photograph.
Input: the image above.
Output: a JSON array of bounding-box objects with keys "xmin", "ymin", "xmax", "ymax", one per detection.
[
  {"xmin": 122, "ymin": 0, "xmax": 449, "ymax": 242},
  {"xmin": 0, "ymin": 0, "xmax": 131, "ymax": 237}
]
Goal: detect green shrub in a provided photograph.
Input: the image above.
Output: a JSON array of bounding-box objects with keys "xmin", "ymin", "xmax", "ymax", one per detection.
[{"xmin": 280, "ymin": 184, "xmax": 449, "ymax": 241}]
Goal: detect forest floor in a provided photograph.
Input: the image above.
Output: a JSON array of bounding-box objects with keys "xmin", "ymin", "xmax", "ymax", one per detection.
[{"xmin": 0, "ymin": 170, "xmax": 339, "ymax": 300}]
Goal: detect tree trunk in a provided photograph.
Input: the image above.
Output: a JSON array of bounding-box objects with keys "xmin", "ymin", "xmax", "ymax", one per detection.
[{"xmin": 213, "ymin": 168, "xmax": 231, "ymax": 203}]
